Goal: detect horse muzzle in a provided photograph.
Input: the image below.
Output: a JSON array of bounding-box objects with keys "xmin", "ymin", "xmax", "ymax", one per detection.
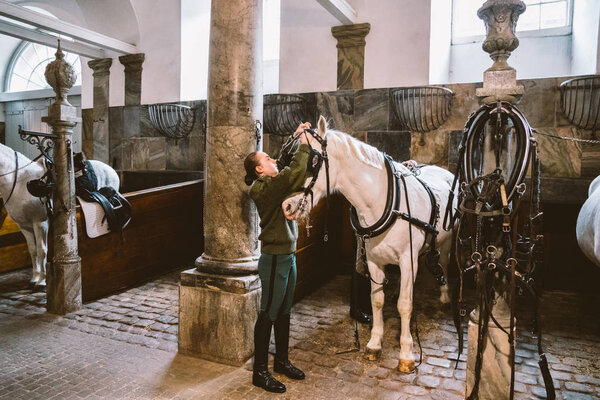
[{"xmin": 282, "ymin": 192, "xmax": 309, "ymax": 221}]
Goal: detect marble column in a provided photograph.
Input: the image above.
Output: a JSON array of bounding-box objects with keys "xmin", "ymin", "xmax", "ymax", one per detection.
[
  {"xmin": 44, "ymin": 43, "xmax": 82, "ymax": 315},
  {"xmin": 87, "ymin": 58, "xmax": 112, "ymax": 163},
  {"xmin": 179, "ymin": 0, "xmax": 263, "ymax": 365},
  {"xmin": 331, "ymin": 23, "xmax": 370, "ymax": 90},
  {"xmin": 118, "ymin": 53, "xmax": 145, "ymax": 106}
]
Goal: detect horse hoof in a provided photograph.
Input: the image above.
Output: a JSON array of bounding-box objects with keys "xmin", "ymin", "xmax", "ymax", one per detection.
[
  {"xmin": 33, "ymin": 284, "xmax": 46, "ymax": 293},
  {"xmin": 397, "ymin": 359, "xmax": 416, "ymax": 373},
  {"xmin": 363, "ymin": 347, "xmax": 381, "ymax": 361}
]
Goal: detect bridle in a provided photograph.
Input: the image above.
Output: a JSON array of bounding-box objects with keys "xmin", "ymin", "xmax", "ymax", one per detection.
[{"xmin": 289, "ymin": 127, "xmax": 331, "ymax": 242}]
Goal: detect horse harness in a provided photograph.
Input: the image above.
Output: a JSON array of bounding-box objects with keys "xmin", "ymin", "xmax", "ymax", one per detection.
[
  {"xmin": 446, "ymin": 101, "xmax": 554, "ymax": 400},
  {"xmin": 350, "ymin": 154, "xmax": 446, "ymax": 287}
]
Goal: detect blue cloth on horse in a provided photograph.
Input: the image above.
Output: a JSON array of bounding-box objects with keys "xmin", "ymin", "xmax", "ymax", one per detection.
[{"xmin": 258, "ymin": 253, "xmax": 296, "ymax": 322}]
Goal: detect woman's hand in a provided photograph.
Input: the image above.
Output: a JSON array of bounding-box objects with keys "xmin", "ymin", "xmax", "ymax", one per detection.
[{"xmin": 293, "ymin": 122, "xmax": 312, "ymax": 145}]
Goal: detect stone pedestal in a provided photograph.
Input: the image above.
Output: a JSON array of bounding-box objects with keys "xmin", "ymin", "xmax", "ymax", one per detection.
[
  {"xmin": 179, "ymin": 269, "xmax": 261, "ymax": 365},
  {"xmin": 119, "ymin": 54, "xmax": 145, "ymax": 106},
  {"xmin": 476, "ymin": 69, "xmax": 524, "ymax": 104},
  {"xmin": 466, "ymin": 299, "xmax": 512, "ymax": 399},
  {"xmin": 87, "ymin": 58, "xmax": 112, "ymax": 163},
  {"xmin": 331, "ymin": 23, "xmax": 370, "ymax": 90}
]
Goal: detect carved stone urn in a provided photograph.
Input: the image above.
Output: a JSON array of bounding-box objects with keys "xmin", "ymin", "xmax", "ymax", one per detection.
[
  {"xmin": 44, "ymin": 40, "xmax": 77, "ymax": 106},
  {"xmin": 477, "ymin": 0, "xmax": 526, "ymax": 72}
]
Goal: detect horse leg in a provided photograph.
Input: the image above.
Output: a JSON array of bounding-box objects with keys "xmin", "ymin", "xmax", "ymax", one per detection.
[
  {"xmin": 397, "ymin": 252, "xmax": 418, "ymax": 373},
  {"xmin": 33, "ymin": 221, "xmax": 48, "ymax": 287},
  {"xmin": 21, "ymin": 228, "xmax": 39, "ymax": 285},
  {"xmin": 364, "ymin": 261, "xmax": 385, "ymax": 361},
  {"xmin": 438, "ymin": 237, "xmax": 452, "ymax": 305}
]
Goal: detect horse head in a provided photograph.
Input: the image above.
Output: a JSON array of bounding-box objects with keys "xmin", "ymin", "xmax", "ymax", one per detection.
[{"xmin": 282, "ymin": 115, "xmax": 330, "ymax": 221}]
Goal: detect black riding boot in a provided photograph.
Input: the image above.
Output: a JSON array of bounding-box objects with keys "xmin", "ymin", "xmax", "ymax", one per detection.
[
  {"xmin": 350, "ymin": 268, "xmax": 372, "ymax": 324},
  {"xmin": 253, "ymin": 312, "xmax": 286, "ymax": 393},
  {"xmin": 274, "ymin": 313, "xmax": 305, "ymax": 380}
]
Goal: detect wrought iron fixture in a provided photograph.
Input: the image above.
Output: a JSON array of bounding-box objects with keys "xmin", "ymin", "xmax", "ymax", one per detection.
[
  {"xmin": 391, "ymin": 86, "xmax": 454, "ymax": 145},
  {"xmin": 18, "ymin": 125, "xmax": 56, "ymax": 160},
  {"xmin": 148, "ymin": 103, "xmax": 196, "ymax": 139},
  {"xmin": 560, "ymin": 76, "xmax": 600, "ymax": 134},
  {"xmin": 264, "ymin": 94, "xmax": 316, "ymax": 136}
]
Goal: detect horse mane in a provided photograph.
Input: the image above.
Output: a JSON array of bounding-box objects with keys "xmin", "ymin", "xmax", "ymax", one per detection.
[{"xmin": 325, "ymin": 130, "xmax": 385, "ymax": 170}]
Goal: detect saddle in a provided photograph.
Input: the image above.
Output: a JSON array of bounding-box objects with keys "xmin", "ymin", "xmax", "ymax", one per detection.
[{"xmin": 76, "ymin": 161, "xmax": 131, "ymax": 233}]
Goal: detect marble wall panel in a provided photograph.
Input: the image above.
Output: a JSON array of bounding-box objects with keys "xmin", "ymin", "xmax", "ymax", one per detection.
[
  {"xmin": 166, "ymin": 137, "xmax": 190, "ymax": 170},
  {"xmin": 108, "ymin": 107, "xmax": 123, "ymax": 140},
  {"xmin": 518, "ymin": 78, "xmax": 560, "ymax": 128},
  {"xmin": 448, "ymin": 130, "xmax": 464, "ymax": 172},
  {"xmin": 190, "ymin": 100, "xmax": 207, "ymax": 138},
  {"xmin": 165, "ymin": 135, "xmax": 203, "ymax": 171},
  {"xmin": 121, "ymin": 140, "xmax": 132, "ymax": 170},
  {"xmin": 354, "ymin": 88, "xmax": 389, "ymax": 132},
  {"xmin": 366, "ymin": 131, "xmax": 411, "ymax": 161},
  {"xmin": 577, "ymin": 128, "xmax": 600, "ymax": 177},
  {"xmin": 130, "ymin": 137, "xmax": 167, "ymax": 170},
  {"xmin": 535, "ymin": 126, "xmax": 581, "ymax": 177},
  {"xmin": 123, "ymin": 106, "xmax": 141, "ymax": 138},
  {"xmin": 109, "ymin": 139, "xmax": 123, "ymax": 170},
  {"xmin": 410, "ymin": 130, "xmax": 450, "ymax": 168},
  {"xmin": 82, "ymin": 109, "xmax": 93, "ymax": 141},
  {"xmin": 0, "ymin": 122, "xmax": 4, "ymax": 144},
  {"xmin": 140, "ymin": 105, "xmax": 160, "ymax": 137},
  {"xmin": 315, "ymin": 91, "xmax": 354, "ymax": 134},
  {"xmin": 443, "ymin": 83, "xmax": 480, "ymax": 131}
]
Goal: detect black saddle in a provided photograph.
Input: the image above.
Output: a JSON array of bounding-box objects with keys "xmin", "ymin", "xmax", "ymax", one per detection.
[
  {"xmin": 82, "ymin": 187, "xmax": 131, "ymax": 232},
  {"xmin": 75, "ymin": 160, "xmax": 131, "ymax": 233}
]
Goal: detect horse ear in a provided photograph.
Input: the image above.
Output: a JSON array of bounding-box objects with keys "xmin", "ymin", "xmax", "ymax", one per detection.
[{"xmin": 318, "ymin": 115, "xmax": 327, "ymax": 137}]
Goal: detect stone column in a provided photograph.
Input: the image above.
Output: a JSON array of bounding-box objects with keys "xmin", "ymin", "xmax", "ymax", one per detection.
[
  {"xmin": 43, "ymin": 42, "xmax": 82, "ymax": 314},
  {"xmin": 118, "ymin": 53, "xmax": 145, "ymax": 106},
  {"xmin": 87, "ymin": 58, "xmax": 112, "ymax": 163},
  {"xmin": 331, "ymin": 23, "xmax": 370, "ymax": 90},
  {"xmin": 179, "ymin": 0, "xmax": 263, "ymax": 365},
  {"xmin": 467, "ymin": 1, "xmax": 526, "ymax": 399}
]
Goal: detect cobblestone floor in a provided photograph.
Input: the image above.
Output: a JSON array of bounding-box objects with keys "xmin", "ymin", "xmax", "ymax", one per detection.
[{"xmin": 1, "ymin": 267, "xmax": 599, "ymax": 399}]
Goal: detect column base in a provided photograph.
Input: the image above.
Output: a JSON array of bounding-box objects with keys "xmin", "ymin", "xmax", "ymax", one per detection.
[
  {"xmin": 466, "ymin": 307, "xmax": 512, "ymax": 400},
  {"xmin": 196, "ymin": 253, "xmax": 259, "ymax": 275},
  {"xmin": 46, "ymin": 257, "xmax": 82, "ymax": 315},
  {"xmin": 179, "ymin": 268, "xmax": 261, "ymax": 366}
]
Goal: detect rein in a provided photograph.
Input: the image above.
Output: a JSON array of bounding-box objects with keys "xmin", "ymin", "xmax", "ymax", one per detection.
[{"xmin": 1, "ymin": 151, "xmax": 20, "ymax": 210}]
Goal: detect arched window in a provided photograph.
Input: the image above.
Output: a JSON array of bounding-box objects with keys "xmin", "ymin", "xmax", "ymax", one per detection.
[{"xmin": 4, "ymin": 42, "xmax": 82, "ymax": 92}]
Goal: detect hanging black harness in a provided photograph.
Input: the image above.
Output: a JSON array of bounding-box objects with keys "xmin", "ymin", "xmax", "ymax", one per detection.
[
  {"xmin": 350, "ymin": 154, "xmax": 445, "ymax": 286},
  {"xmin": 445, "ymin": 101, "xmax": 554, "ymax": 400}
]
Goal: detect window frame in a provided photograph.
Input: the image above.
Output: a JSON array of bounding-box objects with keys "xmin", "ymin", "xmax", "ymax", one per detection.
[
  {"xmin": 451, "ymin": 0, "xmax": 574, "ymax": 45},
  {"xmin": 3, "ymin": 41, "xmax": 81, "ymax": 93}
]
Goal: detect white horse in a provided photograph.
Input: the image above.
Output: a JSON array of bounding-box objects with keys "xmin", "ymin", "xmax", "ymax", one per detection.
[
  {"xmin": 0, "ymin": 143, "xmax": 119, "ymax": 288},
  {"xmin": 282, "ymin": 116, "xmax": 456, "ymax": 372},
  {"xmin": 576, "ymin": 175, "xmax": 600, "ymax": 267}
]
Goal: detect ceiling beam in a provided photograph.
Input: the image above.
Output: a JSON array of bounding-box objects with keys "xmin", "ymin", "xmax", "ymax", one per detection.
[
  {"xmin": 316, "ymin": 0, "xmax": 357, "ymax": 25},
  {"xmin": 0, "ymin": 0, "xmax": 137, "ymax": 55},
  {"xmin": 0, "ymin": 19, "xmax": 105, "ymax": 58}
]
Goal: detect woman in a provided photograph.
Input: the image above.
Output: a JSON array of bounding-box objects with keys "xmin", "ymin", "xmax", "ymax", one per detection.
[{"xmin": 244, "ymin": 122, "xmax": 312, "ymax": 393}]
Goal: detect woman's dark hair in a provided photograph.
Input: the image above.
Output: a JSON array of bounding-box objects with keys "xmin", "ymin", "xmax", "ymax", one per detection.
[{"xmin": 244, "ymin": 152, "xmax": 260, "ymax": 186}]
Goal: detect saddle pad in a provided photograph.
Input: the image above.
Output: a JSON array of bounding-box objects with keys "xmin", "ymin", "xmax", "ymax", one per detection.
[{"xmin": 77, "ymin": 196, "xmax": 110, "ymax": 238}]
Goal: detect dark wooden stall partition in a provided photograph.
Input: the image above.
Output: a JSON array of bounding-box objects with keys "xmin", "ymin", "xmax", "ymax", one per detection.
[{"xmin": 78, "ymin": 180, "xmax": 203, "ymax": 301}]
